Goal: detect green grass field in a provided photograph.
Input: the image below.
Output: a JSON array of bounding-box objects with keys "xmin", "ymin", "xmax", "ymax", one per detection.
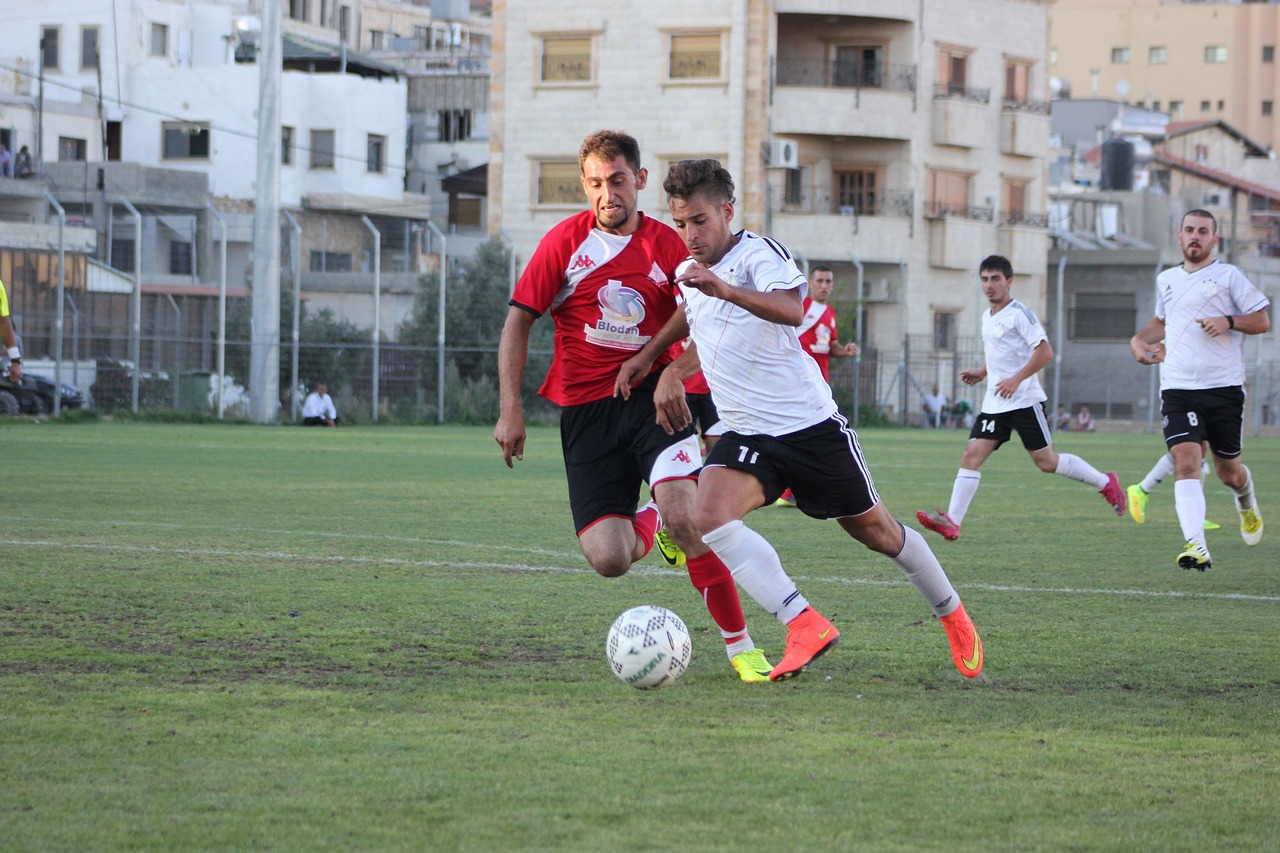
[{"xmin": 2, "ymin": 421, "xmax": 1277, "ymax": 851}]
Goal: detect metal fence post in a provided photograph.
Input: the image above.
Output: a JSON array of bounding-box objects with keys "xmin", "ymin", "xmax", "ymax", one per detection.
[
  {"xmin": 425, "ymin": 220, "xmax": 447, "ymax": 423},
  {"xmin": 361, "ymin": 216, "xmax": 381, "ymax": 422}
]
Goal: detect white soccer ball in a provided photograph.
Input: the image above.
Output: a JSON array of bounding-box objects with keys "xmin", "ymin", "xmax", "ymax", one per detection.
[{"xmin": 605, "ymin": 605, "xmax": 692, "ymax": 689}]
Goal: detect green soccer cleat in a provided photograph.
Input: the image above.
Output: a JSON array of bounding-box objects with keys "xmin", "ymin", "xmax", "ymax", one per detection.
[
  {"xmin": 1127, "ymin": 484, "xmax": 1148, "ymax": 524},
  {"xmin": 1239, "ymin": 506, "xmax": 1264, "ymax": 546},
  {"xmin": 654, "ymin": 527, "xmax": 686, "ymax": 568},
  {"xmin": 730, "ymin": 648, "xmax": 773, "ymax": 684}
]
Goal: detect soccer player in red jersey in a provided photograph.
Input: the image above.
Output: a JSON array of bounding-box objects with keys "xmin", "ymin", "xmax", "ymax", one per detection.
[{"xmin": 494, "ymin": 130, "xmax": 772, "ymax": 682}]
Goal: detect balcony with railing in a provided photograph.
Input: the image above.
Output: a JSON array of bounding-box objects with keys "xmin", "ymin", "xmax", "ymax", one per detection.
[
  {"xmin": 932, "ymin": 84, "xmax": 991, "ymax": 148},
  {"xmin": 1000, "ymin": 100, "xmax": 1050, "ymax": 158},
  {"xmin": 925, "ymin": 202, "xmax": 992, "ymax": 270},
  {"xmin": 770, "ymin": 184, "xmax": 914, "ymax": 262},
  {"xmin": 998, "ymin": 212, "xmax": 1050, "ymax": 274},
  {"xmin": 771, "ymin": 58, "xmax": 917, "ymax": 140}
]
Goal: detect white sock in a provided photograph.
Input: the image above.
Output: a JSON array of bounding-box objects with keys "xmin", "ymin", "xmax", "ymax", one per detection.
[
  {"xmin": 1055, "ymin": 453, "xmax": 1108, "ymax": 490},
  {"xmin": 946, "ymin": 469, "xmax": 982, "ymax": 525},
  {"xmin": 702, "ymin": 520, "xmax": 809, "ymax": 625},
  {"xmin": 1174, "ymin": 478, "xmax": 1207, "ymax": 545},
  {"xmin": 1140, "ymin": 453, "xmax": 1177, "ymax": 493},
  {"xmin": 1229, "ymin": 465, "xmax": 1257, "ymax": 512},
  {"xmin": 890, "ymin": 525, "xmax": 960, "ymax": 617}
]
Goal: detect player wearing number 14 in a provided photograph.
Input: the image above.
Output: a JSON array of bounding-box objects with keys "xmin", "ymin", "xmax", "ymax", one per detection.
[{"xmin": 917, "ymin": 255, "xmax": 1126, "ymax": 543}]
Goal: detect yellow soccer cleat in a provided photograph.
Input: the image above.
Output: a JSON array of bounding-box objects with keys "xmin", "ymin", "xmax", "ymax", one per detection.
[
  {"xmin": 653, "ymin": 527, "xmax": 686, "ymax": 568},
  {"xmin": 1127, "ymin": 484, "xmax": 1148, "ymax": 524},
  {"xmin": 730, "ymin": 648, "xmax": 774, "ymax": 684},
  {"xmin": 1177, "ymin": 540, "xmax": 1212, "ymax": 571},
  {"xmin": 1239, "ymin": 506, "xmax": 1264, "ymax": 547}
]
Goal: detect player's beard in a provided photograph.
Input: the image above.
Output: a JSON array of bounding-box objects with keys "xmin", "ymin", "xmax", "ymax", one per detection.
[
  {"xmin": 1182, "ymin": 243, "xmax": 1209, "ymax": 264},
  {"xmin": 595, "ymin": 205, "xmax": 632, "ymax": 231}
]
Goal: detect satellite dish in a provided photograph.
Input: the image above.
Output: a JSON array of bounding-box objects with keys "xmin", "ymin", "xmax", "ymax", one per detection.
[{"xmin": 1115, "ymin": 79, "xmax": 1130, "ymax": 97}]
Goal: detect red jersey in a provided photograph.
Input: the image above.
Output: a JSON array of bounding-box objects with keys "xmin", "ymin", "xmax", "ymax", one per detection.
[
  {"xmin": 796, "ymin": 297, "xmax": 840, "ymax": 381},
  {"xmin": 511, "ymin": 211, "xmax": 688, "ymax": 406}
]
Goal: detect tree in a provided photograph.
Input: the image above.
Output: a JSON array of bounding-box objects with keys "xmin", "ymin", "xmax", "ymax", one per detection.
[{"xmin": 398, "ymin": 237, "xmax": 557, "ymax": 421}]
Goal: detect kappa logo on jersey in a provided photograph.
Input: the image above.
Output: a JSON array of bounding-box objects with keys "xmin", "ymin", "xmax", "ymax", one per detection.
[
  {"xmin": 570, "ymin": 254, "xmax": 596, "ymax": 271},
  {"xmin": 671, "ymin": 448, "xmax": 694, "ymax": 465},
  {"xmin": 585, "ymin": 281, "xmax": 649, "ymax": 350}
]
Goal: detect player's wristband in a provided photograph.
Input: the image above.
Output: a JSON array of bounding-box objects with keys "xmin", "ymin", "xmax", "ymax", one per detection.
[
  {"xmin": 1226, "ymin": 315, "xmax": 1235, "ymax": 330},
  {"xmin": 6, "ymin": 346, "xmax": 19, "ymax": 361}
]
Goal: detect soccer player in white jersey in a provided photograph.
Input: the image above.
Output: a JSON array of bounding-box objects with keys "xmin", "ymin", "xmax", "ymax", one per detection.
[
  {"xmin": 615, "ymin": 159, "xmax": 983, "ymax": 681},
  {"xmin": 1130, "ymin": 209, "xmax": 1269, "ymax": 570},
  {"xmin": 917, "ymin": 255, "xmax": 1127, "ymax": 542}
]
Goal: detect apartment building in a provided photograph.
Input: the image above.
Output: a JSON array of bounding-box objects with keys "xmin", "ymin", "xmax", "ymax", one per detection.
[
  {"xmin": 1050, "ymin": 0, "xmax": 1280, "ymax": 154},
  {"xmin": 490, "ymin": 0, "xmax": 1051, "ymax": 420},
  {"xmin": 0, "ymin": 0, "xmax": 498, "ymax": 386}
]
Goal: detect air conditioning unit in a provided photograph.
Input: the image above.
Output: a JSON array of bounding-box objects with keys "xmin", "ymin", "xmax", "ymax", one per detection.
[
  {"xmin": 766, "ymin": 139, "xmax": 799, "ymax": 169},
  {"xmin": 1203, "ymin": 192, "xmax": 1225, "ymax": 207}
]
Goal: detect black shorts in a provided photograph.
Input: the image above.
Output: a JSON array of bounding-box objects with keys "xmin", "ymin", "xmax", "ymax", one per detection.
[
  {"xmin": 969, "ymin": 403, "xmax": 1052, "ymax": 452},
  {"xmin": 1161, "ymin": 386, "xmax": 1244, "ymax": 459},
  {"xmin": 560, "ymin": 371, "xmax": 698, "ymax": 534},
  {"xmin": 703, "ymin": 413, "xmax": 879, "ymax": 520},
  {"xmin": 686, "ymin": 392, "xmax": 722, "ymax": 437}
]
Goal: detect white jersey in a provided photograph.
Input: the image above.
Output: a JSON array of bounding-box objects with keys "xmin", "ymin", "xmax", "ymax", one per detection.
[
  {"xmin": 677, "ymin": 231, "xmax": 838, "ymax": 436},
  {"xmin": 979, "ymin": 299, "xmax": 1048, "ymax": 414},
  {"xmin": 1155, "ymin": 260, "xmax": 1269, "ymax": 391}
]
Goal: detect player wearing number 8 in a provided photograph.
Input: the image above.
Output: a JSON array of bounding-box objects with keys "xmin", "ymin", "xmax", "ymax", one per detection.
[
  {"xmin": 916, "ymin": 255, "xmax": 1127, "ymax": 544},
  {"xmin": 1129, "ymin": 209, "xmax": 1270, "ymax": 570}
]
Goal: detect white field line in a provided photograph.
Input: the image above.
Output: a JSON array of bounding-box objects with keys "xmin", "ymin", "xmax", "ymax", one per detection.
[{"xmin": 3, "ymin": 536, "xmax": 1278, "ymax": 604}]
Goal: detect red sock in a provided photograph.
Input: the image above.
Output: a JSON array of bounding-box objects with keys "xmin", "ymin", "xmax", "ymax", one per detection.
[
  {"xmin": 632, "ymin": 503, "xmax": 659, "ymax": 559},
  {"xmin": 686, "ymin": 551, "xmax": 747, "ymax": 645}
]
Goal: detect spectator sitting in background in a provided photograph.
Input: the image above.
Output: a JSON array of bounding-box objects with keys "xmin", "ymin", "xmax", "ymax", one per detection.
[
  {"xmin": 1075, "ymin": 405, "xmax": 1095, "ymax": 433},
  {"xmin": 302, "ymin": 383, "xmax": 339, "ymax": 427},
  {"xmin": 1054, "ymin": 405, "xmax": 1071, "ymax": 432},
  {"xmin": 922, "ymin": 384, "xmax": 949, "ymax": 428}
]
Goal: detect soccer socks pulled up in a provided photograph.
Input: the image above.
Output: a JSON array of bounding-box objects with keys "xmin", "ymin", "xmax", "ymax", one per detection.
[
  {"xmin": 1140, "ymin": 453, "xmax": 1177, "ymax": 493},
  {"xmin": 631, "ymin": 501, "xmax": 660, "ymax": 560},
  {"xmin": 946, "ymin": 469, "xmax": 982, "ymax": 526},
  {"xmin": 891, "ymin": 524, "xmax": 961, "ymax": 617},
  {"xmin": 1174, "ymin": 478, "xmax": 1208, "ymax": 546},
  {"xmin": 685, "ymin": 551, "xmax": 752, "ymax": 658},
  {"xmin": 1055, "ymin": 452, "xmax": 1108, "ymax": 490},
  {"xmin": 702, "ymin": 520, "xmax": 809, "ymax": 625}
]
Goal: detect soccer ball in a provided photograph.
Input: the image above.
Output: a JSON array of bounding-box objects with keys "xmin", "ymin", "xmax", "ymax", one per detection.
[{"xmin": 605, "ymin": 605, "xmax": 692, "ymax": 689}]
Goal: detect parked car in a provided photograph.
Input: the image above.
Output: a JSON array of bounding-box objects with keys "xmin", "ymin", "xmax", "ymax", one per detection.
[{"xmin": 0, "ymin": 373, "xmax": 87, "ymax": 416}]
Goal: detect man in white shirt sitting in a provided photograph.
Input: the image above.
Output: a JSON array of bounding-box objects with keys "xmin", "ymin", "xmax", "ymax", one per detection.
[{"xmin": 301, "ymin": 383, "xmax": 339, "ymax": 427}]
